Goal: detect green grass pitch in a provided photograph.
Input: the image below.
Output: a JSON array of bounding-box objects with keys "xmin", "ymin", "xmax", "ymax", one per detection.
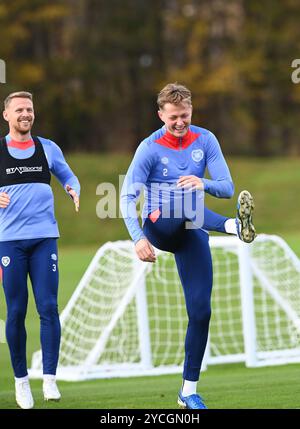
[
  {"xmin": 1, "ymin": 243, "xmax": 300, "ymax": 409},
  {"xmin": 0, "ymin": 154, "xmax": 299, "ymax": 409}
]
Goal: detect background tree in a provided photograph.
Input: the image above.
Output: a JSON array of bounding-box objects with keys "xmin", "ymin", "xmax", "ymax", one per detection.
[{"xmin": 0, "ymin": 0, "xmax": 299, "ymax": 155}]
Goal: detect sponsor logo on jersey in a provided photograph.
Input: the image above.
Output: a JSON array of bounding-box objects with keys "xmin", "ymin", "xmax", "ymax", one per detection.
[
  {"xmin": 51, "ymin": 253, "xmax": 57, "ymax": 261},
  {"xmin": 1, "ymin": 256, "xmax": 10, "ymax": 267},
  {"xmin": 161, "ymin": 157, "xmax": 169, "ymax": 165},
  {"xmin": 6, "ymin": 166, "xmax": 43, "ymax": 175},
  {"xmin": 191, "ymin": 149, "xmax": 204, "ymax": 163}
]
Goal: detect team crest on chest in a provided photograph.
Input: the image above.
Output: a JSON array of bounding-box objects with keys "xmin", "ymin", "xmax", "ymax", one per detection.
[
  {"xmin": 161, "ymin": 157, "xmax": 169, "ymax": 165},
  {"xmin": 191, "ymin": 149, "xmax": 204, "ymax": 163},
  {"xmin": 1, "ymin": 256, "xmax": 10, "ymax": 267}
]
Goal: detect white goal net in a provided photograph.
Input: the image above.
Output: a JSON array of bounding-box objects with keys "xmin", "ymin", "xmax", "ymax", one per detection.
[{"xmin": 29, "ymin": 234, "xmax": 300, "ymax": 381}]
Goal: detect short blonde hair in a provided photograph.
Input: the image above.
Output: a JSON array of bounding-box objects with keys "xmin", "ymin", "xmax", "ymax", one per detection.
[
  {"xmin": 157, "ymin": 83, "xmax": 192, "ymax": 109},
  {"xmin": 4, "ymin": 91, "xmax": 33, "ymax": 109}
]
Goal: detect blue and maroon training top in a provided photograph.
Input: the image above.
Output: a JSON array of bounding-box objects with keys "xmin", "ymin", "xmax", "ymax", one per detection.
[
  {"xmin": 120, "ymin": 125, "xmax": 234, "ymax": 243},
  {"xmin": 0, "ymin": 134, "xmax": 80, "ymax": 241}
]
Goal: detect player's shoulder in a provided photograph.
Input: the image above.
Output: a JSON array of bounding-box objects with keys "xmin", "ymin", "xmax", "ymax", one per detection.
[
  {"xmin": 145, "ymin": 126, "xmax": 165, "ymax": 146},
  {"xmin": 137, "ymin": 127, "xmax": 164, "ymax": 150},
  {"xmin": 190, "ymin": 124, "xmax": 212, "ymax": 137},
  {"xmin": 35, "ymin": 136, "xmax": 62, "ymax": 152},
  {"xmin": 190, "ymin": 125, "xmax": 219, "ymax": 147},
  {"xmin": 35, "ymin": 136, "xmax": 55, "ymax": 146}
]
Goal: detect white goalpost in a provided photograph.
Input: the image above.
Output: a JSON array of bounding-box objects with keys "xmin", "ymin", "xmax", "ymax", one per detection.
[{"xmin": 29, "ymin": 234, "xmax": 300, "ymax": 381}]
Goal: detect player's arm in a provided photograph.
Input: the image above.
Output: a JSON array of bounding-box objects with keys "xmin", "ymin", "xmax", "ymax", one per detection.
[
  {"xmin": 177, "ymin": 175, "xmax": 204, "ymax": 190},
  {"xmin": 65, "ymin": 184, "xmax": 79, "ymax": 212},
  {"xmin": 201, "ymin": 132, "xmax": 234, "ymax": 198},
  {"xmin": 120, "ymin": 140, "xmax": 156, "ymax": 263},
  {"xmin": 46, "ymin": 140, "xmax": 80, "ymax": 212}
]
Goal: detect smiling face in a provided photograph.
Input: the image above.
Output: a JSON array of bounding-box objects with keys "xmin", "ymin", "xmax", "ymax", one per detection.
[
  {"xmin": 3, "ymin": 97, "xmax": 35, "ymax": 139},
  {"xmin": 158, "ymin": 102, "xmax": 192, "ymax": 138}
]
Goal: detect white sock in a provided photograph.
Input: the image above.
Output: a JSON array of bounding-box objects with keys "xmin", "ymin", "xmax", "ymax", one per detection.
[
  {"xmin": 15, "ymin": 375, "xmax": 29, "ymax": 384},
  {"xmin": 224, "ymin": 218, "xmax": 239, "ymax": 235},
  {"xmin": 43, "ymin": 374, "xmax": 56, "ymax": 382},
  {"xmin": 182, "ymin": 380, "xmax": 197, "ymax": 397}
]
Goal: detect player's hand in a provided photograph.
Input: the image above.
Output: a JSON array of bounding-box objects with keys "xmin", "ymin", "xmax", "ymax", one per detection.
[
  {"xmin": 135, "ymin": 238, "xmax": 156, "ymax": 263},
  {"xmin": 0, "ymin": 192, "xmax": 10, "ymax": 208},
  {"xmin": 66, "ymin": 184, "xmax": 80, "ymax": 212},
  {"xmin": 177, "ymin": 175, "xmax": 204, "ymax": 191}
]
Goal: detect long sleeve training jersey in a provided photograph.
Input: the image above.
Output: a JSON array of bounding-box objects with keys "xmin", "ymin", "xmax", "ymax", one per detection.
[
  {"xmin": 0, "ymin": 135, "xmax": 80, "ymax": 241},
  {"xmin": 120, "ymin": 125, "xmax": 234, "ymax": 243}
]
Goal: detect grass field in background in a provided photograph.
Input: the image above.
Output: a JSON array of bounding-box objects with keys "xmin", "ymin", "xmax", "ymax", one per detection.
[
  {"xmin": 0, "ymin": 155, "xmax": 299, "ymax": 409},
  {"xmin": 52, "ymin": 154, "xmax": 300, "ymax": 247}
]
